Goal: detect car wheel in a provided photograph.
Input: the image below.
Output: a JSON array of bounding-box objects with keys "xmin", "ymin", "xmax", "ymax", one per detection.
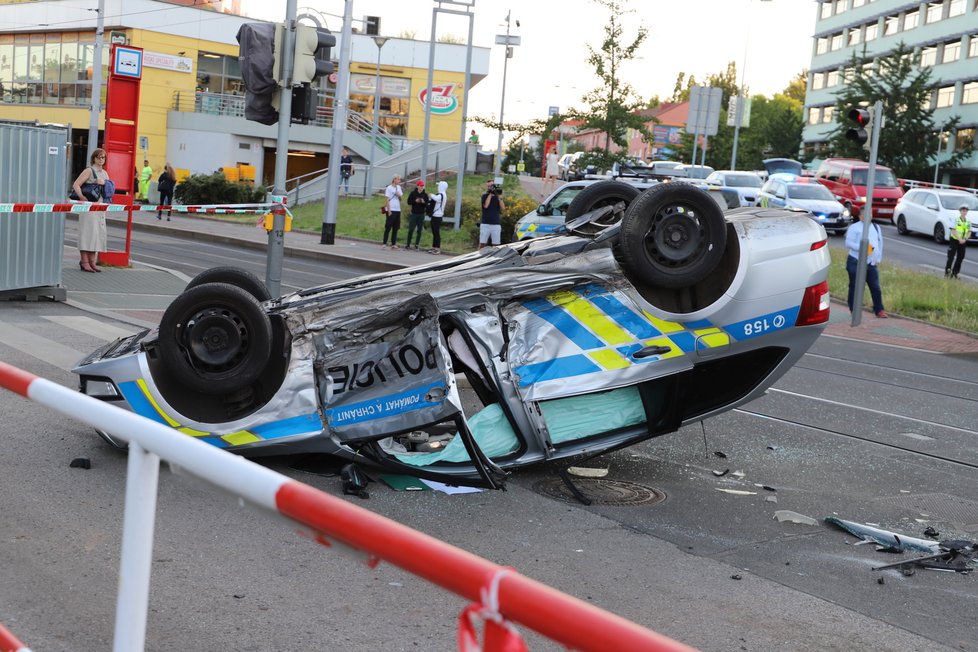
[
  {"xmin": 185, "ymin": 266, "xmax": 272, "ymax": 302},
  {"xmin": 896, "ymin": 215, "xmax": 909, "ymax": 235},
  {"xmin": 158, "ymin": 282, "xmax": 273, "ymax": 395},
  {"xmin": 619, "ymin": 183, "xmax": 727, "ymax": 289},
  {"xmin": 564, "ymin": 181, "xmax": 641, "ymax": 234},
  {"xmin": 934, "ymin": 222, "xmax": 946, "ymax": 244}
]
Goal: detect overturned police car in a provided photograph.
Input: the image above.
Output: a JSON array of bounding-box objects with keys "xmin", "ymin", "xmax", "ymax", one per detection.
[{"xmin": 73, "ymin": 182, "xmax": 831, "ymax": 488}]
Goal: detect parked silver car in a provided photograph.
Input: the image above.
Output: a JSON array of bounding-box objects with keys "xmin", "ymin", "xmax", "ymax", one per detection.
[{"xmin": 74, "ymin": 184, "xmax": 831, "ymax": 489}]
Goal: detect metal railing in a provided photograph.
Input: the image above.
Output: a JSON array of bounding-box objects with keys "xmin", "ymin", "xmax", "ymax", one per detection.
[{"xmin": 171, "ymin": 91, "xmax": 402, "ymax": 154}]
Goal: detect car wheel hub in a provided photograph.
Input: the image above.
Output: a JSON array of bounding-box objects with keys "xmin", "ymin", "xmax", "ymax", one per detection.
[
  {"xmin": 184, "ymin": 309, "xmax": 247, "ymax": 369},
  {"xmin": 646, "ymin": 206, "xmax": 703, "ymax": 265}
]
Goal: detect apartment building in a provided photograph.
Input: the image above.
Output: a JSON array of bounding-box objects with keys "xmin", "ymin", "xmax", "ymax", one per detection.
[{"xmin": 802, "ymin": 0, "xmax": 978, "ymax": 186}]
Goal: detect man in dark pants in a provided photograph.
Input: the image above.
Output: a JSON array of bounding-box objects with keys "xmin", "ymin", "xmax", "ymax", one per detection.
[
  {"xmin": 405, "ymin": 180, "xmax": 428, "ymax": 250},
  {"xmin": 845, "ymin": 218, "xmax": 887, "ymax": 318},
  {"xmin": 479, "ymin": 179, "xmax": 505, "ymax": 249},
  {"xmin": 945, "ymin": 205, "xmax": 972, "ymax": 279}
]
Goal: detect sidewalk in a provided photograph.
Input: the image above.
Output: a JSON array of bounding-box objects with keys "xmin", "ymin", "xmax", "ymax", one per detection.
[{"xmin": 57, "ymin": 212, "xmax": 978, "ymax": 354}]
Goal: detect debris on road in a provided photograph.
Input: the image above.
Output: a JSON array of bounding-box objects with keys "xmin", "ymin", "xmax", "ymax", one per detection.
[
  {"xmin": 824, "ymin": 516, "xmax": 941, "ymax": 554},
  {"xmin": 716, "ymin": 488, "xmax": 757, "ymax": 496},
  {"xmin": 773, "ymin": 510, "xmax": 819, "ymax": 526},
  {"xmin": 69, "ymin": 457, "xmax": 91, "ymax": 469}
]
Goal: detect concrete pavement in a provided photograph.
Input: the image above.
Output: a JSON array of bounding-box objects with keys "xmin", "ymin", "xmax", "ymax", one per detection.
[{"xmin": 54, "ymin": 211, "xmax": 978, "ymax": 354}]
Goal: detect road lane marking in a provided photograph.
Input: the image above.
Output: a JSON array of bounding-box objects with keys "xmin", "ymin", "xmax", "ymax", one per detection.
[
  {"xmin": 0, "ymin": 323, "xmax": 85, "ymax": 372},
  {"xmin": 42, "ymin": 315, "xmax": 137, "ymax": 341}
]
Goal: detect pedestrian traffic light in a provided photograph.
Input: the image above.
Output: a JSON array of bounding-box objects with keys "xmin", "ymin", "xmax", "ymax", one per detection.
[
  {"xmin": 846, "ymin": 107, "xmax": 871, "ymax": 146},
  {"xmin": 293, "ymin": 25, "xmax": 335, "ymax": 85},
  {"xmin": 236, "ymin": 23, "xmax": 281, "ymax": 125}
]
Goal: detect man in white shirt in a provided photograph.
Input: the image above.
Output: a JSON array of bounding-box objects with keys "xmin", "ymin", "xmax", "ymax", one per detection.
[
  {"xmin": 844, "ymin": 219, "xmax": 887, "ymax": 318},
  {"xmin": 382, "ymin": 175, "xmax": 403, "ymax": 248}
]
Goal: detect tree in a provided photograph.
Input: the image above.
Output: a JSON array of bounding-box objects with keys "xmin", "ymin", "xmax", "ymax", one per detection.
[
  {"xmin": 571, "ymin": 0, "xmax": 653, "ymax": 158},
  {"xmin": 827, "ymin": 42, "xmax": 965, "ymax": 180},
  {"xmin": 782, "ymin": 70, "xmax": 808, "ymax": 104}
]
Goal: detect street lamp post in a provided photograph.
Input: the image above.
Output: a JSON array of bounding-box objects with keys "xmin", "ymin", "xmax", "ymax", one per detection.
[
  {"xmin": 730, "ymin": 0, "xmax": 771, "ymax": 171},
  {"xmin": 493, "ymin": 11, "xmax": 518, "ymax": 180},
  {"xmin": 365, "ymin": 36, "xmax": 388, "ymax": 199},
  {"xmin": 933, "ymin": 130, "xmax": 946, "ymax": 185}
]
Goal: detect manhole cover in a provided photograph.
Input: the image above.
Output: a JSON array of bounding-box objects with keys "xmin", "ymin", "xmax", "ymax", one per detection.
[{"xmin": 534, "ymin": 478, "xmax": 666, "ymax": 506}]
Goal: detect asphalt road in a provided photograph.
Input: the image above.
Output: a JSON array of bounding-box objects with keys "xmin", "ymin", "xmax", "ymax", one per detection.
[{"xmin": 1, "ymin": 229, "xmax": 976, "ymax": 651}]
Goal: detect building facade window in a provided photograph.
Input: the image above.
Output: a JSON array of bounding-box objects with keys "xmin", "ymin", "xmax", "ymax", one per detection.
[
  {"xmin": 816, "ymin": 37, "xmax": 829, "ymax": 54},
  {"xmin": 936, "ymin": 85, "xmax": 956, "ymax": 108},
  {"xmin": 831, "ymin": 32, "xmax": 844, "ymax": 50},
  {"xmin": 835, "ymin": 0, "xmax": 847, "ymax": 14},
  {"xmin": 970, "ymin": 34, "xmax": 978, "ymax": 58},
  {"xmin": 884, "ymin": 15, "xmax": 900, "ymax": 35},
  {"xmin": 812, "ymin": 72, "xmax": 825, "ymax": 90},
  {"xmin": 853, "ymin": 0, "xmax": 866, "ymax": 7},
  {"xmin": 196, "ymin": 52, "xmax": 242, "ymax": 95},
  {"xmin": 942, "ymin": 39, "xmax": 961, "ymax": 63},
  {"xmin": 962, "ymin": 81, "xmax": 978, "ymax": 104},
  {"xmin": 827, "ymin": 69, "xmax": 841, "ymax": 87},
  {"xmin": 822, "ymin": 106, "xmax": 835, "ymax": 123},
  {"xmin": 807, "ymin": 107, "xmax": 820, "ymax": 125},
  {"xmin": 948, "ymin": 0, "xmax": 965, "ymax": 17},
  {"xmin": 348, "ymin": 73, "xmax": 411, "ymax": 136},
  {"xmin": 865, "ymin": 22, "xmax": 879, "ymax": 41},
  {"xmin": 0, "ymin": 31, "xmax": 101, "ymax": 106},
  {"xmin": 955, "ymin": 127, "xmax": 975, "ymax": 151},
  {"xmin": 848, "ymin": 26, "xmax": 862, "ymax": 45},
  {"xmin": 904, "ymin": 9, "xmax": 919, "ymax": 29},
  {"xmin": 920, "ymin": 46, "xmax": 938, "ymax": 66},
  {"xmin": 821, "ymin": 2, "xmax": 834, "ymax": 19},
  {"xmin": 925, "ymin": 1, "xmax": 944, "ymax": 24}
]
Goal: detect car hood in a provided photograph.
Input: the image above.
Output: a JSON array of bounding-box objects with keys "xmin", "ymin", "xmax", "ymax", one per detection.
[{"xmin": 787, "ymin": 198, "xmax": 844, "ymax": 214}]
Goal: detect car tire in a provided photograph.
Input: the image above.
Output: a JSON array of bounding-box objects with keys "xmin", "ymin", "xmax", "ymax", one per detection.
[
  {"xmin": 934, "ymin": 222, "xmax": 946, "ymax": 244},
  {"xmin": 896, "ymin": 215, "xmax": 909, "ymax": 235},
  {"xmin": 158, "ymin": 282, "xmax": 273, "ymax": 395},
  {"xmin": 619, "ymin": 183, "xmax": 727, "ymax": 289},
  {"xmin": 185, "ymin": 266, "xmax": 272, "ymax": 302},
  {"xmin": 564, "ymin": 181, "xmax": 641, "ymax": 234}
]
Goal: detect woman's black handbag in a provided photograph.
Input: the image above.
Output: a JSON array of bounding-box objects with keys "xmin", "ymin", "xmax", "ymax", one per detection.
[{"xmin": 70, "ymin": 168, "xmax": 103, "ymax": 201}]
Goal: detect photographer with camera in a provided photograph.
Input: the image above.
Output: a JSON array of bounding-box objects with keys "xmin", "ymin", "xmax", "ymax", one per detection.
[{"xmin": 480, "ymin": 179, "xmax": 505, "ymax": 249}]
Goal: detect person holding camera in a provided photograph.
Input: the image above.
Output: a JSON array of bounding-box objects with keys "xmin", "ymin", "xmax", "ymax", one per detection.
[
  {"xmin": 480, "ymin": 179, "xmax": 505, "ymax": 249},
  {"xmin": 382, "ymin": 174, "xmax": 403, "ymax": 248}
]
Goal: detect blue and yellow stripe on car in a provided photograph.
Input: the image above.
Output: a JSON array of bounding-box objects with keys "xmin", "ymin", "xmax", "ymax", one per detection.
[
  {"xmin": 514, "ymin": 284, "xmax": 734, "ymax": 387},
  {"xmin": 118, "ymin": 379, "xmax": 321, "ymax": 448}
]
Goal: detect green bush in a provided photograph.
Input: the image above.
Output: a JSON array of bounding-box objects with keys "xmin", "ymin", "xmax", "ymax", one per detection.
[{"xmin": 174, "ymin": 172, "xmax": 267, "ymax": 205}]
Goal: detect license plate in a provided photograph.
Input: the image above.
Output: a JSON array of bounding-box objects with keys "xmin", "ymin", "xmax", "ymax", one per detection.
[{"xmin": 877, "ymin": 208, "xmax": 893, "ymax": 214}]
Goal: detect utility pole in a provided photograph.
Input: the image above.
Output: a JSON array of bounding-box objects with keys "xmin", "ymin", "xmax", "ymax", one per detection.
[
  {"xmin": 265, "ymin": 0, "xmax": 297, "ymax": 299},
  {"xmin": 492, "ymin": 11, "xmax": 517, "ymax": 181},
  {"xmin": 320, "ymin": 0, "xmax": 353, "ymax": 244},
  {"xmin": 87, "ymin": 0, "xmax": 105, "ymax": 158},
  {"xmin": 850, "ymin": 100, "xmax": 883, "ymax": 327}
]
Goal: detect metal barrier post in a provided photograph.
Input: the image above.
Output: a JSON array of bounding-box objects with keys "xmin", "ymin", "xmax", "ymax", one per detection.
[{"xmin": 112, "ymin": 441, "xmax": 160, "ymax": 652}]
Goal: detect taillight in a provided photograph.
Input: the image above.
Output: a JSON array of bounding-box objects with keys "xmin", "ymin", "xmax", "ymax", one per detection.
[
  {"xmin": 811, "ymin": 238, "xmax": 828, "ymax": 251},
  {"xmin": 796, "ymin": 280, "xmax": 830, "ymax": 326}
]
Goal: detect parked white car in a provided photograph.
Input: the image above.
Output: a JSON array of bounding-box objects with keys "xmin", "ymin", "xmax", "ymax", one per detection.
[
  {"xmin": 704, "ymin": 170, "xmax": 764, "ymax": 207},
  {"xmin": 894, "ymin": 188, "xmax": 978, "ymax": 243}
]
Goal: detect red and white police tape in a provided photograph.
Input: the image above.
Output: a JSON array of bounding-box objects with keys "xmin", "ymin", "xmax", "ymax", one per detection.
[
  {"xmin": 0, "ymin": 361, "xmax": 695, "ymax": 652},
  {"xmin": 0, "ymin": 623, "xmax": 30, "ymax": 652},
  {"xmin": 0, "ymin": 201, "xmax": 283, "ymax": 215}
]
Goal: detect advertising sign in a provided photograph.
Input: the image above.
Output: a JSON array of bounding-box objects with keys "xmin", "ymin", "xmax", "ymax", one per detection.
[{"xmin": 417, "ymin": 84, "xmax": 459, "ymax": 115}]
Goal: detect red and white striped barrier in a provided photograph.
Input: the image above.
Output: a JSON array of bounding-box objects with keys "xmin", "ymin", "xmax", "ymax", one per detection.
[
  {"xmin": 0, "ymin": 361, "xmax": 695, "ymax": 652},
  {"xmin": 0, "ymin": 623, "xmax": 30, "ymax": 652},
  {"xmin": 0, "ymin": 202, "xmax": 285, "ymax": 216}
]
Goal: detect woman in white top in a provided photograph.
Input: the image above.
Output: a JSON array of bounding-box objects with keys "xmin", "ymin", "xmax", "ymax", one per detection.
[{"xmin": 70, "ymin": 148, "xmax": 110, "ymax": 272}]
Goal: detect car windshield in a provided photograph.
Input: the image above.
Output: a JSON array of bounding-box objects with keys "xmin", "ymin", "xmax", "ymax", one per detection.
[
  {"xmin": 851, "ymin": 168, "xmax": 899, "ymax": 187},
  {"xmin": 684, "ymin": 167, "xmax": 714, "ymax": 179},
  {"xmin": 787, "ymin": 184, "xmax": 834, "ymax": 200},
  {"xmin": 724, "ymin": 174, "xmax": 762, "ymax": 188},
  {"xmin": 938, "ymin": 193, "xmax": 978, "ymax": 211},
  {"xmin": 547, "ymin": 186, "xmax": 585, "ymax": 215}
]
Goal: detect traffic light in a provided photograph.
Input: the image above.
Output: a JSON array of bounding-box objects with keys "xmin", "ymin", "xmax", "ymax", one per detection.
[
  {"xmin": 292, "ymin": 25, "xmax": 335, "ymax": 85},
  {"xmin": 236, "ymin": 23, "xmax": 280, "ymax": 125},
  {"xmin": 846, "ymin": 107, "xmax": 871, "ymax": 146}
]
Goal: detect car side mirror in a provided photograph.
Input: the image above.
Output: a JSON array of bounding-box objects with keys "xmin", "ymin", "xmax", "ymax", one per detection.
[{"xmin": 536, "ymin": 204, "xmax": 550, "ymax": 216}]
